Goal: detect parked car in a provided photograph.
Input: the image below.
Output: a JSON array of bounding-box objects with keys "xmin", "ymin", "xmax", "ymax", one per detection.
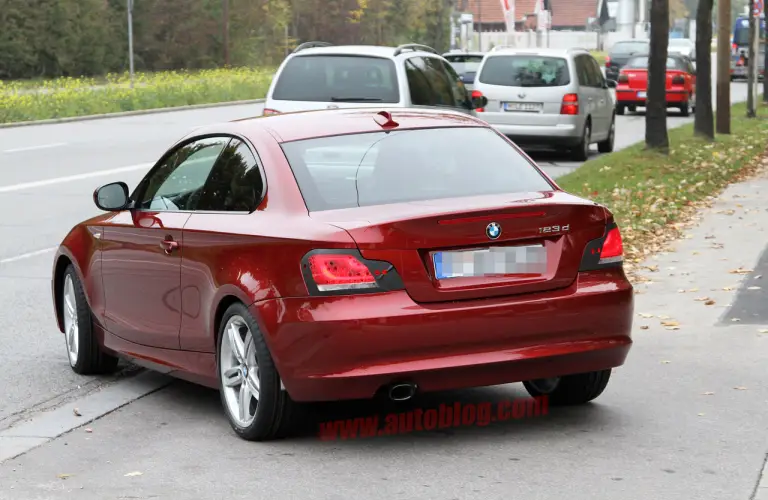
[
  {"xmin": 471, "ymin": 47, "xmax": 617, "ymax": 161},
  {"xmin": 668, "ymin": 38, "xmax": 695, "ymax": 61},
  {"xmin": 605, "ymin": 39, "xmax": 651, "ymax": 81},
  {"xmin": 615, "ymin": 53, "xmax": 696, "ymax": 116},
  {"xmin": 53, "ymin": 108, "xmax": 634, "ymax": 441},
  {"xmin": 262, "ymin": 42, "xmax": 484, "ymax": 116},
  {"xmin": 442, "ymin": 50, "xmax": 486, "ymax": 91}
]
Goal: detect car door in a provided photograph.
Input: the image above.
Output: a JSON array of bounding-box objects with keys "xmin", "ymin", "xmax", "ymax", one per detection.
[
  {"xmin": 405, "ymin": 56, "xmax": 473, "ymax": 115},
  {"xmin": 178, "ymin": 137, "xmax": 266, "ymax": 352},
  {"xmin": 100, "ymin": 136, "xmax": 229, "ymax": 349},
  {"xmin": 586, "ymin": 55, "xmax": 613, "ymax": 138}
]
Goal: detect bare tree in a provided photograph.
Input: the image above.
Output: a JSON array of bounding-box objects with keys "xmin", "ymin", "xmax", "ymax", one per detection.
[
  {"xmin": 716, "ymin": 0, "xmax": 731, "ymax": 133},
  {"xmin": 694, "ymin": 0, "xmax": 715, "ymax": 139},
  {"xmin": 746, "ymin": 0, "xmax": 757, "ymax": 117},
  {"xmin": 646, "ymin": 0, "xmax": 671, "ymax": 152}
]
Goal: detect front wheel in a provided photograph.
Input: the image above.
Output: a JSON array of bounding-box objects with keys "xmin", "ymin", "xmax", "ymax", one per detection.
[
  {"xmin": 217, "ymin": 302, "xmax": 299, "ymax": 441},
  {"xmin": 523, "ymin": 369, "xmax": 612, "ymax": 405},
  {"xmin": 597, "ymin": 117, "xmax": 615, "ymax": 153}
]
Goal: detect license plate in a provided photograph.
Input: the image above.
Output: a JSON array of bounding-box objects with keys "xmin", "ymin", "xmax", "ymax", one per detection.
[
  {"xmin": 432, "ymin": 245, "xmax": 547, "ymax": 280},
  {"xmin": 503, "ymin": 102, "xmax": 543, "ymax": 112},
  {"xmin": 636, "ymin": 91, "xmax": 647, "ymax": 98}
]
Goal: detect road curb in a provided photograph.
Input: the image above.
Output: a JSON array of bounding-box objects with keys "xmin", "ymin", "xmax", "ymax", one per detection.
[{"xmin": 0, "ymin": 98, "xmax": 266, "ymax": 129}]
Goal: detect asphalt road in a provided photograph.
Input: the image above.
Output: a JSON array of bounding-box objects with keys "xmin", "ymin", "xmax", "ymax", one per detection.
[{"xmin": 0, "ymin": 72, "xmax": 760, "ymax": 498}]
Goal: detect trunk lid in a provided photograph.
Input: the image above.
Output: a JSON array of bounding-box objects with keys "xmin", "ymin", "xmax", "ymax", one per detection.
[
  {"xmin": 310, "ymin": 191, "xmax": 608, "ymax": 303},
  {"xmin": 622, "ymin": 69, "xmax": 648, "ymax": 90},
  {"xmin": 479, "ymin": 83, "xmax": 568, "ymax": 127}
]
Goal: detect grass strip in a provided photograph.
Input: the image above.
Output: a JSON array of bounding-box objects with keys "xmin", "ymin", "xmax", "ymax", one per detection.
[
  {"xmin": 0, "ymin": 67, "xmax": 275, "ymax": 124},
  {"xmin": 558, "ymin": 100, "xmax": 768, "ymax": 277}
]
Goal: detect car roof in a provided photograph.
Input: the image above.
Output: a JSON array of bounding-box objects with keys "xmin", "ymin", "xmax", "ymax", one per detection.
[
  {"xmin": 486, "ymin": 47, "xmax": 586, "ymax": 58},
  {"xmin": 201, "ymin": 108, "xmax": 488, "ymax": 144},
  {"xmin": 290, "ymin": 45, "xmax": 439, "ymax": 59},
  {"xmin": 443, "ymin": 51, "xmax": 486, "ymax": 57}
]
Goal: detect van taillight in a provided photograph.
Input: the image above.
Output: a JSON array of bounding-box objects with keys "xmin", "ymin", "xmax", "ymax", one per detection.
[
  {"xmin": 560, "ymin": 94, "xmax": 579, "ymax": 115},
  {"xmin": 579, "ymin": 222, "xmax": 625, "ymax": 271}
]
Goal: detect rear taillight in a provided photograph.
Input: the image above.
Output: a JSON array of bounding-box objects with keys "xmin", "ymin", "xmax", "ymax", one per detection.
[
  {"xmin": 263, "ymin": 108, "xmax": 281, "ymax": 116},
  {"xmin": 605, "ymin": 56, "xmax": 611, "ymax": 67},
  {"xmin": 618, "ymin": 74, "xmax": 629, "ymax": 83},
  {"xmin": 471, "ymin": 90, "xmax": 485, "ymax": 112},
  {"xmin": 301, "ymin": 250, "xmax": 405, "ymax": 295},
  {"xmin": 560, "ymin": 93, "xmax": 578, "ymax": 115},
  {"xmin": 579, "ymin": 222, "xmax": 624, "ymax": 271},
  {"xmin": 671, "ymin": 75, "xmax": 685, "ymax": 85}
]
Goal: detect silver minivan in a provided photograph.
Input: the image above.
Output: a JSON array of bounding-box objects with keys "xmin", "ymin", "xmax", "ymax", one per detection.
[{"xmin": 471, "ymin": 47, "xmax": 617, "ymax": 161}]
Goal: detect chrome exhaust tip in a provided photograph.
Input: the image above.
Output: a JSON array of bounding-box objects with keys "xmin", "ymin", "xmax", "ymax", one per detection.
[{"xmin": 388, "ymin": 383, "xmax": 417, "ymax": 402}]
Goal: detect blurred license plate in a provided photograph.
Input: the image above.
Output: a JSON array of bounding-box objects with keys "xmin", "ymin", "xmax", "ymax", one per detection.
[
  {"xmin": 637, "ymin": 91, "xmax": 647, "ymax": 98},
  {"xmin": 503, "ymin": 102, "xmax": 543, "ymax": 112},
  {"xmin": 432, "ymin": 245, "xmax": 547, "ymax": 280}
]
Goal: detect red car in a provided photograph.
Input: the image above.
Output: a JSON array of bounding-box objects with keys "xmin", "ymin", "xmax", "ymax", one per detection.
[
  {"xmin": 615, "ymin": 53, "xmax": 696, "ymax": 116},
  {"xmin": 52, "ymin": 108, "xmax": 634, "ymax": 441}
]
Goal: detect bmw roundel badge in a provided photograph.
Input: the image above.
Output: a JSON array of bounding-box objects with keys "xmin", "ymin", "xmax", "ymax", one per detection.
[{"xmin": 486, "ymin": 222, "xmax": 501, "ymax": 240}]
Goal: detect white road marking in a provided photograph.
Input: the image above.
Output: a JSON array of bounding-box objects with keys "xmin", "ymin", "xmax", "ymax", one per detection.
[
  {"xmin": 0, "ymin": 247, "xmax": 58, "ymax": 264},
  {"xmin": 3, "ymin": 142, "xmax": 67, "ymax": 153},
  {"xmin": 0, "ymin": 163, "xmax": 152, "ymax": 193}
]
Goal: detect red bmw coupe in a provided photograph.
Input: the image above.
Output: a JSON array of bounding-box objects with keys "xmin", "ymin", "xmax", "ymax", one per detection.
[{"xmin": 52, "ymin": 108, "xmax": 634, "ymax": 441}]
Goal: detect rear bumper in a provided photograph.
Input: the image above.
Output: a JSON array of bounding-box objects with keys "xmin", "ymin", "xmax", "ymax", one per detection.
[
  {"xmin": 484, "ymin": 121, "xmax": 582, "ymax": 147},
  {"xmin": 252, "ymin": 269, "xmax": 634, "ymax": 402},
  {"xmin": 616, "ymin": 89, "xmax": 690, "ymax": 105}
]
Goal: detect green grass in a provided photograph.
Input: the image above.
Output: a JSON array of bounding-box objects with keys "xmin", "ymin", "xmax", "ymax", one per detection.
[{"xmin": 558, "ymin": 100, "xmax": 768, "ymax": 268}]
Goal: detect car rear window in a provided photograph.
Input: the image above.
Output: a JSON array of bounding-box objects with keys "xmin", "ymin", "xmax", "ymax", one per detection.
[
  {"xmin": 478, "ymin": 55, "xmax": 570, "ymax": 87},
  {"xmin": 625, "ymin": 56, "xmax": 686, "ymax": 70},
  {"xmin": 271, "ymin": 55, "xmax": 400, "ymax": 103},
  {"xmin": 444, "ymin": 55, "xmax": 484, "ymax": 74},
  {"xmin": 610, "ymin": 41, "xmax": 649, "ymax": 55},
  {"xmin": 279, "ymin": 127, "xmax": 553, "ymax": 211}
]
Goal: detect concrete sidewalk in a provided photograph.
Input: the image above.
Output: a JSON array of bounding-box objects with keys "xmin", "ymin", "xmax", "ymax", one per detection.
[{"xmin": 1, "ymin": 163, "xmax": 768, "ymax": 499}]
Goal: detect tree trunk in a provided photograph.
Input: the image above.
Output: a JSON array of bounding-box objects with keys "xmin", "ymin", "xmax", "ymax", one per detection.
[
  {"xmin": 646, "ymin": 0, "xmax": 670, "ymax": 152},
  {"xmin": 694, "ymin": 0, "xmax": 715, "ymax": 139},
  {"xmin": 746, "ymin": 0, "xmax": 756, "ymax": 117},
  {"xmin": 716, "ymin": 0, "xmax": 731, "ymax": 133}
]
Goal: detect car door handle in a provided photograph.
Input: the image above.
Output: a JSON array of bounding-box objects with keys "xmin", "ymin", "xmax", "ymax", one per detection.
[{"xmin": 160, "ymin": 238, "xmax": 179, "ymax": 254}]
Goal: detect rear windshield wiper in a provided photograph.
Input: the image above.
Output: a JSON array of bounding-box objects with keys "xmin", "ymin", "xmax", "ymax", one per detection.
[{"xmin": 330, "ymin": 97, "xmax": 383, "ymax": 102}]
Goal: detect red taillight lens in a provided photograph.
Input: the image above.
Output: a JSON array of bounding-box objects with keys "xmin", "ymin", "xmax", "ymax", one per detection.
[
  {"xmin": 605, "ymin": 55, "xmax": 611, "ymax": 67},
  {"xmin": 599, "ymin": 226, "xmax": 624, "ymax": 264},
  {"xmin": 263, "ymin": 108, "xmax": 281, "ymax": 116},
  {"xmin": 560, "ymin": 93, "xmax": 578, "ymax": 115},
  {"xmin": 471, "ymin": 90, "xmax": 485, "ymax": 112},
  {"xmin": 307, "ymin": 254, "xmax": 376, "ymax": 291},
  {"xmin": 618, "ymin": 74, "xmax": 629, "ymax": 83}
]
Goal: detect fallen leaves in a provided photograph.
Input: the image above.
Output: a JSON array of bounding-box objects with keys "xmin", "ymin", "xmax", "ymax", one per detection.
[
  {"xmin": 759, "ymin": 329, "xmax": 768, "ymax": 334},
  {"xmin": 729, "ymin": 268, "xmax": 753, "ymax": 275},
  {"xmin": 704, "ymin": 299, "xmax": 716, "ymax": 305},
  {"xmin": 747, "ymin": 286, "xmax": 762, "ymax": 290},
  {"xmin": 701, "ymin": 391, "xmax": 715, "ymax": 395},
  {"xmin": 73, "ymin": 408, "xmax": 81, "ymax": 417},
  {"xmin": 57, "ymin": 474, "xmax": 72, "ymax": 480},
  {"xmin": 733, "ymin": 386, "xmax": 748, "ymax": 391},
  {"xmin": 640, "ymin": 325, "xmax": 649, "ymax": 330},
  {"xmin": 124, "ymin": 471, "xmax": 143, "ymax": 477}
]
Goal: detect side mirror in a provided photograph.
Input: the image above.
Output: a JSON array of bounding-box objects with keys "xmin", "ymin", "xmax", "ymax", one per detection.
[
  {"xmin": 471, "ymin": 95, "xmax": 488, "ymax": 109},
  {"xmin": 94, "ymin": 182, "xmax": 131, "ymax": 211},
  {"xmin": 605, "ymin": 79, "xmax": 618, "ymax": 89}
]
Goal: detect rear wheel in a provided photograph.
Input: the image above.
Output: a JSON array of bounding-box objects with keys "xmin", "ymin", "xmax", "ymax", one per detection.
[
  {"xmin": 628, "ymin": 105, "xmax": 637, "ymax": 113},
  {"xmin": 523, "ymin": 369, "xmax": 612, "ymax": 405},
  {"xmin": 217, "ymin": 302, "xmax": 299, "ymax": 441},
  {"xmin": 680, "ymin": 95, "xmax": 692, "ymax": 116},
  {"xmin": 597, "ymin": 116, "xmax": 615, "ymax": 154},
  {"xmin": 61, "ymin": 265, "xmax": 119, "ymax": 375},
  {"xmin": 570, "ymin": 120, "xmax": 591, "ymax": 162},
  {"xmin": 616, "ymin": 104, "xmax": 625, "ymax": 116}
]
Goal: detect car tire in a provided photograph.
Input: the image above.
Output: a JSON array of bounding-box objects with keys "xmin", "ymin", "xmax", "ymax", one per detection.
[
  {"xmin": 597, "ymin": 116, "xmax": 615, "ymax": 154},
  {"xmin": 217, "ymin": 302, "xmax": 299, "ymax": 441},
  {"xmin": 616, "ymin": 104, "xmax": 625, "ymax": 116},
  {"xmin": 61, "ymin": 265, "xmax": 119, "ymax": 375},
  {"xmin": 680, "ymin": 95, "xmax": 692, "ymax": 116},
  {"xmin": 570, "ymin": 120, "xmax": 591, "ymax": 162},
  {"xmin": 628, "ymin": 105, "xmax": 637, "ymax": 113},
  {"xmin": 523, "ymin": 369, "xmax": 612, "ymax": 406}
]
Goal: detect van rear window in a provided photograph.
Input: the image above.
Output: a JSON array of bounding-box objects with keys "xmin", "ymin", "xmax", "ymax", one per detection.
[{"xmin": 478, "ymin": 55, "xmax": 570, "ymax": 87}]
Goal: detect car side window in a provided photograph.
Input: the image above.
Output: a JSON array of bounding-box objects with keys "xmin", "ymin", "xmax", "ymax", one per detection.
[
  {"xmin": 587, "ymin": 57, "xmax": 605, "ymax": 87},
  {"xmin": 136, "ymin": 137, "xmax": 228, "ymax": 211},
  {"xmin": 437, "ymin": 59, "xmax": 472, "ymax": 109},
  {"xmin": 195, "ymin": 139, "xmax": 264, "ymax": 212},
  {"xmin": 405, "ymin": 59, "xmax": 434, "ymax": 106},
  {"xmin": 406, "ymin": 56, "xmax": 456, "ymax": 107},
  {"xmin": 575, "ymin": 56, "xmax": 590, "ymax": 86}
]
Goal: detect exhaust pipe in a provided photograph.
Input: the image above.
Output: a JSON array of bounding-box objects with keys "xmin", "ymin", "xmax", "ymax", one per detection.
[{"xmin": 388, "ymin": 382, "xmax": 417, "ymax": 402}]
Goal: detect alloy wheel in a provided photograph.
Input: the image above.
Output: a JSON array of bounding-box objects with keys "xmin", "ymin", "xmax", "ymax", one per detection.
[
  {"xmin": 220, "ymin": 315, "xmax": 261, "ymax": 427},
  {"xmin": 62, "ymin": 274, "xmax": 79, "ymax": 367},
  {"xmin": 583, "ymin": 123, "xmax": 591, "ymax": 158}
]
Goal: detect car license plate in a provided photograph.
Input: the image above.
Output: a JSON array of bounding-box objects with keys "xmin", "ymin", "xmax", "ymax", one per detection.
[
  {"xmin": 503, "ymin": 102, "xmax": 543, "ymax": 112},
  {"xmin": 432, "ymin": 245, "xmax": 547, "ymax": 280},
  {"xmin": 637, "ymin": 91, "xmax": 647, "ymax": 98}
]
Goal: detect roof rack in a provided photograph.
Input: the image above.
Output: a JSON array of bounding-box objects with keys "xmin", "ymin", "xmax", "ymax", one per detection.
[
  {"xmin": 292, "ymin": 41, "xmax": 333, "ymax": 54},
  {"xmin": 489, "ymin": 45, "xmax": 517, "ymax": 52},
  {"xmin": 393, "ymin": 44, "xmax": 439, "ymax": 56}
]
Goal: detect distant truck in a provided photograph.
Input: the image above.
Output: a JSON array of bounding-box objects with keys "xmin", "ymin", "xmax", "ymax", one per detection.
[{"xmin": 730, "ymin": 12, "xmax": 765, "ymax": 81}]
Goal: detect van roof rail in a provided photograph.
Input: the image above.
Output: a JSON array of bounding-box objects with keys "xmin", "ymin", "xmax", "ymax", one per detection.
[
  {"xmin": 489, "ymin": 45, "xmax": 516, "ymax": 52},
  {"xmin": 393, "ymin": 44, "xmax": 439, "ymax": 56},
  {"xmin": 293, "ymin": 41, "xmax": 333, "ymax": 53}
]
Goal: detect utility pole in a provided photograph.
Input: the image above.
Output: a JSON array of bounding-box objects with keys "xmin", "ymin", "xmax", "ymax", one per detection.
[
  {"xmin": 223, "ymin": 0, "xmax": 230, "ymax": 67},
  {"xmin": 127, "ymin": 0, "xmax": 134, "ymax": 88},
  {"xmin": 747, "ymin": 0, "xmax": 757, "ymax": 116},
  {"xmin": 478, "ymin": 0, "xmax": 483, "ymax": 51},
  {"xmin": 716, "ymin": 0, "xmax": 731, "ymax": 133}
]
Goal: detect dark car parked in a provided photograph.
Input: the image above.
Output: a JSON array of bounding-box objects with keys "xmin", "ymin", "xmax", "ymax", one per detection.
[{"xmin": 605, "ymin": 39, "xmax": 651, "ymax": 81}]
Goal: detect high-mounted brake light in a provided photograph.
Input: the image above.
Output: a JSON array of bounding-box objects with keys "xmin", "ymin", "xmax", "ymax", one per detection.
[
  {"xmin": 471, "ymin": 90, "xmax": 485, "ymax": 112},
  {"xmin": 578, "ymin": 223, "xmax": 625, "ymax": 271},
  {"xmin": 560, "ymin": 94, "xmax": 578, "ymax": 115},
  {"xmin": 300, "ymin": 250, "xmax": 405, "ymax": 296},
  {"xmin": 263, "ymin": 108, "xmax": 281, "ymax": 116}
]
